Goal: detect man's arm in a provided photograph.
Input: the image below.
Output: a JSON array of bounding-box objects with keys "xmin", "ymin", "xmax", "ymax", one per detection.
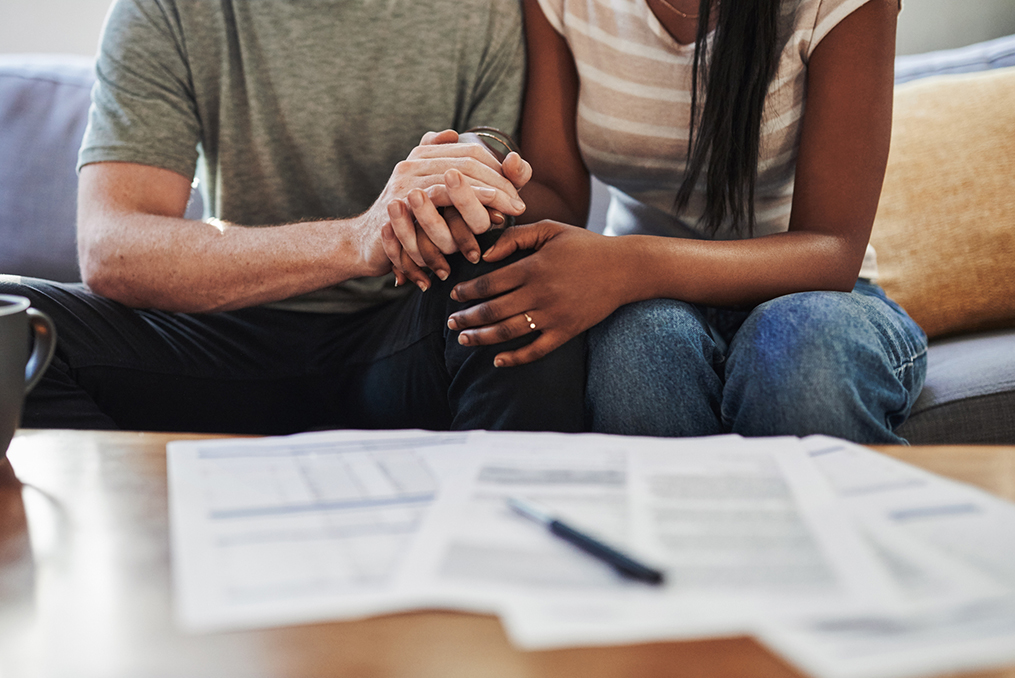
[
  {"xmin": 78, "ymin": 137, "xmax": 527, "ymax": 313},
  {"xmin": 77, "ymin": 162, "xmax": 376, "ymax": 313}
]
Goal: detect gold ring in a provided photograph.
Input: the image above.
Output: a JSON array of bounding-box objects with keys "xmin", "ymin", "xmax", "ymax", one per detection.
[{"xmin": 523, "ymin": 312, "xmax": 537, "ymax": 331}]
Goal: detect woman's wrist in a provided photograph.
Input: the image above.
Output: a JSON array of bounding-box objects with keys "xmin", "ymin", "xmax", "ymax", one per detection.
[{"xmin": 605, "ymin": 234, "xmax": 676, "ymax": 308}]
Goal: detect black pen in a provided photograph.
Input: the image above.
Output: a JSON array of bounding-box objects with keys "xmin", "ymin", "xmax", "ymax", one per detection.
[{"xmin": 506, "ymin": 496, "xmax": 665, "ymax": 585}]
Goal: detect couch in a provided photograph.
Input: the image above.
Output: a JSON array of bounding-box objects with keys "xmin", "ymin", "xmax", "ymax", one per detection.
[{"xmin": 2, "ymin": 36, "xmax": 1014, "ymax": 443}]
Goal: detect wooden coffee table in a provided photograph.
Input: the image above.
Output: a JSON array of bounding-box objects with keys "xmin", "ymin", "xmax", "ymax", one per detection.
[{"xmin": 1, "ymin": 429, "xmax": 1014, "ymax": 678}]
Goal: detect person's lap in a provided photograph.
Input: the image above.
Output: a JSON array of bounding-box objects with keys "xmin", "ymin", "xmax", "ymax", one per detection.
[
  {"xmin": 586, "ymin": 280, "xmax": 928, "ymax": 444},
  {"xmin": 586, "ymin": 298, "xmax": 725, "ymax": 437},
  {"xmin": 2, "ymin": 234, "xmax": 586, "ymax": 434}
]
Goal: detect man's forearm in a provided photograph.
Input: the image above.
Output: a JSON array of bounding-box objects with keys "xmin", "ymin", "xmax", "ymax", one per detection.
[
  {"xmin": 77, "ymin": 138, "xmax": 529, "ymax": 312},
  {"xmin": 79, "ymin": 211, "xmax": 379, "ymax": 313}
]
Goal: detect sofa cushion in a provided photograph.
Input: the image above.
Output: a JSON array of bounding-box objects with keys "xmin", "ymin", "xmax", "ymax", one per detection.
[
  {"xmin": 0, "ymin": 54, "xmax": 204, "ymax": 283},
  {"xmin": 876, "ymin": 35, "xmax": 1015, "ymax": 445},
  {"xmin": 0, "ymin": 54, "xmax": 94, "ymax": 282},
  {"xmin": 898, "ymin": 329, "xmax": 1015, "ymax": 444},
  {"xmin": 895, "ymin": 33, "xmax": 1015, "ymax": 84},
  {"xmin": 868, "ymin": 66, "xmax": 1015, "ymax": 340}
]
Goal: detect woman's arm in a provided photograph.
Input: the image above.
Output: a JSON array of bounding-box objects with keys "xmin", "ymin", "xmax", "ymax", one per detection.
[
  {"xmin": 448, "ymin": 0, "xmax": 899, "ymax": 367},
  {"xmin": 380, "ymin": 0, "xmax": 587, "ymax": 289},
  {"xmin": 513, "ymin": 0, "xmax": 590, "ymax": 226},
  {"xmin": 623, "ymin": 0, "xmax": 899, "ymax": 303}
]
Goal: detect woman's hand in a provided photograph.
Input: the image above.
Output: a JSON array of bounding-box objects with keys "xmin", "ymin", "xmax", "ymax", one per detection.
[{"xmin": 446, "ymin": 222, "xmax": 628, "ymax": 367}]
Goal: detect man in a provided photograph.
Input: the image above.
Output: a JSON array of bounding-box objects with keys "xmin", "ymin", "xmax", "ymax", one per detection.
[{"xmin": 2, "ymin": 0, "xmax": 585, "ymax": 434}]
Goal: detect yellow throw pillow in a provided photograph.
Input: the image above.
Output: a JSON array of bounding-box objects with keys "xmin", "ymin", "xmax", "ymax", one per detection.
[{"xmin": 869, "ymin": 66, "xmax": 1015, "ymax": 339}]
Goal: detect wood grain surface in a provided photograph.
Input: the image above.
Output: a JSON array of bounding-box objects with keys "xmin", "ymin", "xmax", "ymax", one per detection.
[{"xmin": 1, "ymin": 430, "xmax": 1013, "ymax": 678}]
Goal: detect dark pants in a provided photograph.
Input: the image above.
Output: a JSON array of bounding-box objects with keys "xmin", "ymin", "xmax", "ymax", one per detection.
[{"xmin": 2, "ymin": 234, "xmax": 585, "ymax": 434}]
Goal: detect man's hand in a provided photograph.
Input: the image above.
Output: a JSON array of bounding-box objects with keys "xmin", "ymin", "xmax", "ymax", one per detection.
[
  {"xmin": 381, "ymin": 204, "xmax": 478, "ymax": 290},
  {"xmin": 358, "ymin": 130, "xmax": 529, "ymax": 280},
  {"xmin": 381, "ymin": 133, "xmax": 533, "ymax": 290}
]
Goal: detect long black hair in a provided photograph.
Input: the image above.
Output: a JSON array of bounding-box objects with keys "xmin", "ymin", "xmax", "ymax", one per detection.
[{"xmin": 675, "ymin": 0, "xmax": 784, "ymax": 236}]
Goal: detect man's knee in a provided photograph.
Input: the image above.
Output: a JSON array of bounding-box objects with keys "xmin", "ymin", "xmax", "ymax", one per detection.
[
  {"xmin": 1, "ymin": 275, "xmax": 58, "ymax": 304},
  {"xmin": 1, "ymin": 276, "xmax": 94, "ymax": 319},
  {"xmin": 446, "ymin": 229, "xmax": 531, "ymax": 285}
]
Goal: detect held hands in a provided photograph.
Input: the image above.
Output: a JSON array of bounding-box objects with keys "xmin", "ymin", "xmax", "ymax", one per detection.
[
  {"xmin": 446, "ymin": 222, "xmax": 625, "ymax": 367},
  {"xmin": 359, "ymin": 130, "xmax": 528, "ymax": 278},
  {"xmin": 380, "ymin": 130, "xmax": 533, "ymax": 289}
]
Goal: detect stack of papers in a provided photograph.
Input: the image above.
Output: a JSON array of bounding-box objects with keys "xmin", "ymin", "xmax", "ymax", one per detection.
[{"xmin": 167, "ymin": 430, "xmax": 1015, "ymax": 678}]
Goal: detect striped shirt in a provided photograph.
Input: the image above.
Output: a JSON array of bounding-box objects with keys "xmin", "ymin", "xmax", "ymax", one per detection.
[{"xmin": 536, "ymin": 0, "xmax": 882, "ymax": 279}]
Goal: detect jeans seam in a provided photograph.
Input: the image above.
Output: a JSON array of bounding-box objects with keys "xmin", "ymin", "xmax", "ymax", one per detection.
[{"xmin": 891, "ymin": 346, "xmax": 927, "ymax": 379}]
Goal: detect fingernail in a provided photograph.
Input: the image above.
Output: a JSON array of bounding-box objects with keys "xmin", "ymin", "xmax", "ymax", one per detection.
[
  {"xmin": 467, "ymin": 251, "xmax": 480, "ymax": 264},
  {"xmin": 417, "ymin": 280, "xmax": 429, "ymax": 292},
  {"xmin": 490, "ymin": 211, "xmax": 505, "ymax": 226},
  {"xmin": 494, "ymin": 357, "xmax": 506, "ymax": 368},
  {"xmin": 450, "ymin": 288, "xmax": 460, "ymax": 301},
  {"xmin": 409, "ymin": 191, "xmax": 424, "ymax": 208},
  {"xmin": 511, "ymin": 198, "xmax": 526, "ymax": 212},
  {"xmin": 437, "ymin": 269, "xmax": 449, "ymax": 281},
  {"xmin": 459, "ymin": 333, "xmax": 470, "ymax": 345},
  {"xmin": 446, "ymin": 170, "xmax": 460, "ymax": 188},
  {"xmin": 447, "ymin": 317, "xmax": 459, "ymax": 330},
  {"xmin": 394, "ymin": 279, "xmax": 400, "ymax": 288}
]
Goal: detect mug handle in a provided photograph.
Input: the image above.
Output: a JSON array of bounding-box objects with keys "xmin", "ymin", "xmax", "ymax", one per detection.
[{"xmin": 25, "ymin": 308, "xmax": 57, "ymax": 394}]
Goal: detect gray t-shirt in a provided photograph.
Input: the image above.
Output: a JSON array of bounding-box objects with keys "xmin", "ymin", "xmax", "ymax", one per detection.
[{"xmin": 79, "ymin": 0, "xmax": 525, "ymax": 312}]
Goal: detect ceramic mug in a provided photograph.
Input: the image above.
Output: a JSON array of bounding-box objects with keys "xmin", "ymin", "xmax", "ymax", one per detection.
[{"xmin": 1, "ymin": 295, "xmax": 57, "ymax": 460}]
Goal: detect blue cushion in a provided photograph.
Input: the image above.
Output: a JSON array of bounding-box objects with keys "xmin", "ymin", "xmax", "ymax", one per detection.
[
  {"xmin": 0, "ymin": 54, "xmax": 94, "ymax": 282},
  {"xmin": 895, "ymin": 33, "xmax": 1015, "ymax": 84},
  {"xmin": 0, "ymin": 54, "xmax": 203, "ymax": 283},
  {"xmin": 899, "ymin": 329, "xmax": 1015, "ymax": 444}
]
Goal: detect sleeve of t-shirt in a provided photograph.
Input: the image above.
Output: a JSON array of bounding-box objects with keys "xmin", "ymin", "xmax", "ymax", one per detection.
[
  {"xmin": 77, "ymin": 0, "xmax": 201, "ymax": 181},
  {"xmin": 806, "ymin": 0, "xmax": 902, "ymax": 60},
  {"xmin": 461, "ymin": 0, "xmax": 528, "ymax": 140},
  {"xmin": 535, "ymin": 0, "xmax": 566, "ymax": 35}
]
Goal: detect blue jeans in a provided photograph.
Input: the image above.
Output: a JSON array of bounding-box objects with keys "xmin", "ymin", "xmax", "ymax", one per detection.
[{"xmin": 586, "ymin": 280, "xmax": 928, "ymax": 444}]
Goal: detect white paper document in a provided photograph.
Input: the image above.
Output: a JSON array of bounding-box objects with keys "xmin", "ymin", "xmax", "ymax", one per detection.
[
  {"xmin": 167, "ymin": 428, "xmax": 1015, "ymax": 678},
  {"xmin": 397, "ymin": 433, "xmax": 903, "ymax": 649},
  {"xmin": 758, "ymin": 436, "xmax": 1015, "ymax": 678},
  {"xmin": 167, "ymin": 429, "xmax": 474, "ymax": 631}
]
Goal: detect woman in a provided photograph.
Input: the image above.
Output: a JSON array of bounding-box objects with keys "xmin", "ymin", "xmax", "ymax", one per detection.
[{"xmin": 383, "ymin": 0, "xmax": 927, "ymax": 443}]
